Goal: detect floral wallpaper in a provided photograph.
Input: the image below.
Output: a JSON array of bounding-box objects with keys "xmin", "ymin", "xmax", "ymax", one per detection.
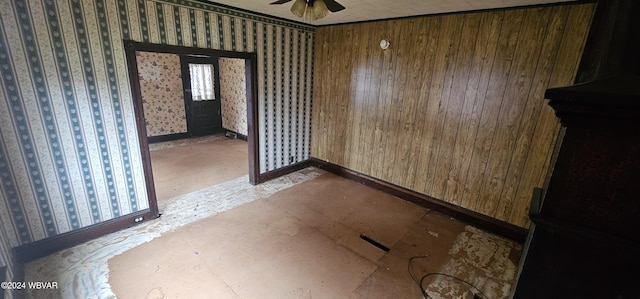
[
  {"xmin": 137, "ymin": 51, "xmax": 188, "ymax": 137},
  {"xmin": 219, "ymin": 58, "xmax": 247, "ymax": 136}
]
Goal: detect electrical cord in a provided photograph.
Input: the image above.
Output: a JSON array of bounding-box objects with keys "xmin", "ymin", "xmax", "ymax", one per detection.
[{"xmin": 408, "ymin": 255, "xmax": 490, "ymax": 299}]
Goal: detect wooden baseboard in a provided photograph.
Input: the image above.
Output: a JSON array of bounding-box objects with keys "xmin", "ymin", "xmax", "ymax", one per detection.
[
  {"xmin": 257, "ymin": 160, "xmax": 313, "ymax": 184},
  {"xmin": 309, "ymin": 158, "xmax": 528, "ymax": 243},
  {"xmin": 13, "ymin": 209, "xmax": 158, "ymax": 263}
]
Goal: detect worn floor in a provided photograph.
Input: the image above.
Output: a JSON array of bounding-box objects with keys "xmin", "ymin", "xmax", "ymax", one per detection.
[
  {"xmin": 24, "ymin": 137, "xmax": 522, "ymax": 299},
  {"xmin": 149, "ymin": 134, "xmax": 248, "ymax": 201}
]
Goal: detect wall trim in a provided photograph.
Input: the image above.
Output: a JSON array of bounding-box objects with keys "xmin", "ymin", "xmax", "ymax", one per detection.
[
  {"xmin": 257, "ymin": 160, "xmax": 313, "ymax": 184},
  {"xmin": 309, "ymin": 158, "xmax": 528, "ymax": 243},
  {"xmin": 13, "ymin": 210, "xmax": 157, "ymax": 263}
]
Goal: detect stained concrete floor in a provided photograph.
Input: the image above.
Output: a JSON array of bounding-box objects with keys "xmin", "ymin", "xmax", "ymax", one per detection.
[{"xmin": 24, "ymin": 136, "xmax": 522, "ymax": 299}]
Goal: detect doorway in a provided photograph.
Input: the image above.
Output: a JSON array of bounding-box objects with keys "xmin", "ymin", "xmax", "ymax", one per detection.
[
  {"xmin": 124, "ymin": 40, "xmax": 260, "ymax": 218},
  {"xmin": 181, "ymin": 57, "xmax": 223, "ymax": 136}
]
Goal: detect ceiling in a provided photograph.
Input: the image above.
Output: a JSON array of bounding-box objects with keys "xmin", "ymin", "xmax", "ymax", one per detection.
[{"xmin": 206, "ymin": 0, "xmax": 579, "ymax": 26}]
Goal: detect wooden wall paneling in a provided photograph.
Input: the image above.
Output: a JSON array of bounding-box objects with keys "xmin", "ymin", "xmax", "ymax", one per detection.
[
  {"xmin": 461, "ymin": 10, "xmax": 521, "ymax": 214},
  {"xmin": 407, "ymin": 17, "xmax": 437, "ymax": 192},
  {"xmin": 311, "ymin": 27, "xmax": 330, "ymax": 161},
  {"xmin": 386, "ymin": 19, "xmax": 418, "ymax": 183},
  {"xmin": 382, "ymin": 20, "xmax": 408, "ymax": 182},
  {"xmin": 391, "ymin": 18, "xmax": 429, "ymax": 187},
  {"xmin": 432, "ymin": 13, "xmax": 482, "ymax": 202},
  {"xmin": 456, "ymin": 13, "xmax": 504, "ymax": 207},
  {"xmin": 325, "ymin": 27, "xmax": 341, "ymax": 165},
  {"xmin": 356, "ymin": 20, "xmax": 376, "ymax": 176},
  {"xmin": 377, "ymin": 21, "xmax": 396, "ymax": 179},
  {"xmin": 548, "ymin": 4, "xmax": 595, "ymax": 88},
  {"xmin": 338, "ymin": 25, "xmax": 357, "ymax": 167},
  {"xmin": 445, "ymin": 12, "xmax": 503, "ymax": 206},
  {"xmin": 405, "ymin": 18, "xmax": 439, "ymax": 189},
  {"xmin": 412, "ymin": 15, "xmax": 457, "ymax": 194},
  {"xmin": 479, "ymin": 8, "xmax": 550, "ymax": 219},
  {"xmin": 491, "ymin": 8, "xmax": 554, "ymax": 220},
  {"xmin": 425, "ymin": 15, "xmax": 466, "ymax": 198},
  {"xmin": 344, "ymin": 23, "xmax": 364, "ymax": 168},
  {"xmin": 508, "ymin": 4, "xmax": 594, "ymax": 225},
  {"xmin": 477, "ymin": 9, "xmax": 531, "ymax": 217},
  {"xmin": 501, "ymin": 6, "xmax": 569, "ymax": 224},
  {"xmin": 351, "ymin": 22, "xmax": 386, "ymax": 172},
  {"xmin": 316, "ymin": 26, "xmax": 333, "ymax": 161},
  {"xmin": 354, "ymin": 22, "xmax": 382, "ymax": 175},
  {"xmin": 311, "ymin": 3, "xmax": 595, "ymax": 228},
  {"xmin": 370, "ymin": 21, "xmax": 403, "ymax": 180}
]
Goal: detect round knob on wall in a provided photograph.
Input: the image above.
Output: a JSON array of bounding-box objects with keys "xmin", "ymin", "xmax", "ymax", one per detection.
[{"xmin": 380, "ymin": 39, "xmax": 390, "ymax": 50}]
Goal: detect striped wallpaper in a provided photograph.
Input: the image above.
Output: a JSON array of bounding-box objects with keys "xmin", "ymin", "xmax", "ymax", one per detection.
[{"xmin": 0, "ymin": 0, "xmax": 315, "ymax": 284}]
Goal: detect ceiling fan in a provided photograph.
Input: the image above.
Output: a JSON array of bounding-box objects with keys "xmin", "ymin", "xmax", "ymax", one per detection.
[{"xmin": 270, "ymin": 0, "xmax": 345, "ymax": 21}]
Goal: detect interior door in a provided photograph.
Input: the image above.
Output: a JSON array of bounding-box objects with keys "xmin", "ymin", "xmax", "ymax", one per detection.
[{"xmin": 181, "ymin": 56, "xmax": 222, "ymax": 136}]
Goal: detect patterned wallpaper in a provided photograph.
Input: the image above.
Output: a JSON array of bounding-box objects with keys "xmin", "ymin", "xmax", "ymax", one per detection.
[
  {"xmin": 219, "ymin": 57, "xmax": 248, "ymax": 136},
  {"xmin": 0, "ymin": 0, "xmax": 315, "ymax": 289},
  {"xmin": 137, "ymin": 51, "xmax": 188, "ymax": 137}
]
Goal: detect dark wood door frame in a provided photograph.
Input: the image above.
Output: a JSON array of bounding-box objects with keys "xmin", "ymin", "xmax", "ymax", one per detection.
[
  {"xmin": 124, "ymin": 40, "xmax": 260, "ymax": 218},
  {"xmin": 180, "ymin": 55, "xmax": 223, "ymax": 136}
]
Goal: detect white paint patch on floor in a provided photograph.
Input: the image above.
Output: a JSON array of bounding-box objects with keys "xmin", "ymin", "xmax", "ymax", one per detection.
[{"xmin": 23, "ymin": 168, "xmax": 324, "ymax": 299}]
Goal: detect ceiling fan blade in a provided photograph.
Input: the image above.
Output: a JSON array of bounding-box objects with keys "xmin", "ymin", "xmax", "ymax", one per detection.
[
  {"xmin": 270, "ymin": 0, "xmax": 293, "ymax": 4},
  {"xmin": 323, "ymin": 0, "xmax": 345, "ymax": 12}
]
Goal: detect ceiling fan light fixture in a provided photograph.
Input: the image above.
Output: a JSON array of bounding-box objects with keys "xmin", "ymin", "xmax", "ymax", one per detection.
[
  {"xmin": 290, "ymin": 0, "xmax": 306, "ymax": 18},
  {"xmin": 312, "ymin": 0, "xmax": 329, "ymax": 20},
  {"xmin": 304, "ymin": 10, "xmax": 318, "ymax": 22},
  {"xmin": 273, "ymin": 0, "xmax": 343, "ymax": 21}
]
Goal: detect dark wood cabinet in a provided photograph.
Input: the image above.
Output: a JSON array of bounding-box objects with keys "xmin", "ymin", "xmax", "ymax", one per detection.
[{"xmin": 512, "ymin": 76, "xmax": 640, "ymax": 298}]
